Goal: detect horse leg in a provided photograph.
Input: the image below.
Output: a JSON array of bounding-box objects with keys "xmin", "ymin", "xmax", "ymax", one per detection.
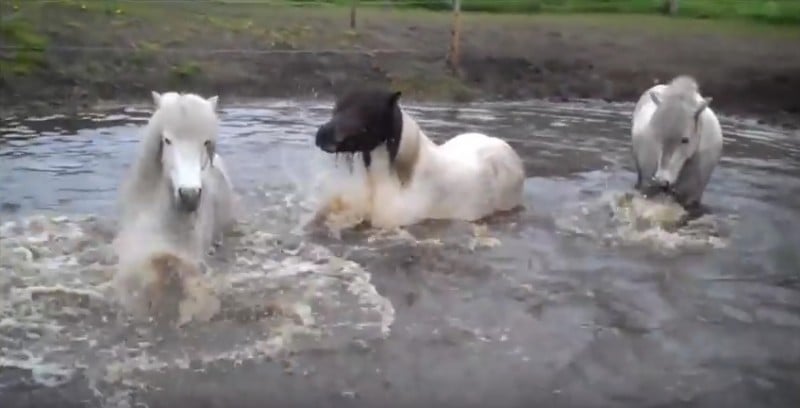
[
  {"xmin": 633, "ymin": 158, "xmax": 643, "ymax": 190},
  {"xmin": 195, "ymin": 204, "xmax": 217, "ymax": 257}
]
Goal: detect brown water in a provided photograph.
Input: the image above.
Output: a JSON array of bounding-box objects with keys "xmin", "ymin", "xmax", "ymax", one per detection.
[{"xmin": 1, "ymin": 100, "xmax": 799, "ymax": 408}]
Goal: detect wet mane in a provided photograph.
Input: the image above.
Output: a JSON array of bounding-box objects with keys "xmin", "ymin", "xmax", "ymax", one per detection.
[
  {"xmin": 333, "ymin": 110, "xmax": 422, "ymax": 186},
  {"xmin": 664, "ymin": 75, "xmax": 699, "ymax": 100},
  {"xmin": 650, "ymin": 76, "xmax": 702, "ymax": 136},
  {"xmin": 119, "ymin": 104, "xmax": 168, "ymax": 219},
  {"xmin": 392, "ymin": 110, "xmax": 423, "ymax": 186}
]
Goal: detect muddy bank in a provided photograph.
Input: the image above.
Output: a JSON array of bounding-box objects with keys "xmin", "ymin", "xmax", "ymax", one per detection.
[{"xmin": 1, "ymin": 4, "xmax": 799, "ymax": 127}]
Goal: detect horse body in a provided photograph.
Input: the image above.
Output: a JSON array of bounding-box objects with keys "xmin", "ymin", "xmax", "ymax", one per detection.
[
  {"xmin": 631, "ymin": 76, "xmax": 723, "ymax": 209},
  {"xmin": 314, "ymin": 89, "xmax": 524, "ymax": 229},
  {"xmin": 364, "ymin": 113, "xmax": 523, "ymax": 227}
]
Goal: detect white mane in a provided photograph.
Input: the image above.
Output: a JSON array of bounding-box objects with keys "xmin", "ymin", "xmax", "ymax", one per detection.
[{"xmin": 664, "ymin": 75, "xmax": 699, "ymax": 99}]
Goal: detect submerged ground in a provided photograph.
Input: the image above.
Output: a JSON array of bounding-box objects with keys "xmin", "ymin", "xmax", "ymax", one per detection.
[{"xmin": 1, "ymin": 2, "xmax": 799, "ymax": 127}]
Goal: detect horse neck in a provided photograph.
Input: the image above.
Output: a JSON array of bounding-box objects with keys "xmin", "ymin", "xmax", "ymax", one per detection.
[
  {"xmin": 163, "ymin": 204, "xmax": 198, "ymax": 233},
  {"xmin": 154, "ymin": 193, "xmax": 206, "ymax": 255},
  {"xmin": 366, "ymin": 110, "xmax": 432, "ymax": 182}
]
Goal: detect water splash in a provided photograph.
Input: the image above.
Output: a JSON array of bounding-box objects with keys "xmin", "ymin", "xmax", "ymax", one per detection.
[
  {"xmin": 0, "ymin": 199, "xmax": 395, "ymax": 404},
  {"xmin": 555, "ymin": 190, "xmax": 734, "ymax": 253}
]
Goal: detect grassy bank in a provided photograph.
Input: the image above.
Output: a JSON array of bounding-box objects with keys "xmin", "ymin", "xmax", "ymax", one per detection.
[
  {"xmin": 1, "ymin": 1, "xmax": 799, "ymax": 126},
  {"xmin": 319, "ymin": 0, "xmax": 800, "ymax": 24}
]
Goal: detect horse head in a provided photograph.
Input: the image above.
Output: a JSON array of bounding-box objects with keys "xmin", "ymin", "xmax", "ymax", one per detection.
[{"xmin": 149, "ymin": 91, "xmax": 220, "ymax": 212}]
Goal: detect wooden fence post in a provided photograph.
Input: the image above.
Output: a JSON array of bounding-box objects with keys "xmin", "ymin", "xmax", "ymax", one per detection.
[
  {"xmin": 350, "ymin": 0, "xmax": 359, "ymax": 29},
  {"xmin": 447, "ymin": 0, "xmax": 462, "ymax": 73},
  {"xmin": 666, "ymin": 0, "xmax": 679, "ymax": 16}
]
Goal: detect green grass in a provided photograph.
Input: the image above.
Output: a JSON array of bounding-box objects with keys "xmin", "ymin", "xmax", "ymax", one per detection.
[
  {"xmin": 171, "ymin": 61, "xmax": 203, "ymax": 79},
  {"xmin": 1, "ymin": 0, "xmax": 797, "ymax": 85},
  {"xmin": 0, "ymin": 0, "xmax": 798, "ymax": 111},
  {"xmin": 288, "ymin": 0, "xmax": 800, "ymax": 25},
  {"xmin": 0, "ymin": 9, "xmax": 49, "ymax": 75}
]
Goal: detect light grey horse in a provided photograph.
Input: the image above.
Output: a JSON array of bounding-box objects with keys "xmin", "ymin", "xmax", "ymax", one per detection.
[
  {"xmin": 116, "ymin": 91, "xmax": 235, "ymax": 259},
  {"xmin": 631, "ymin": 75, "xmax": 723, "ymax": 212}
]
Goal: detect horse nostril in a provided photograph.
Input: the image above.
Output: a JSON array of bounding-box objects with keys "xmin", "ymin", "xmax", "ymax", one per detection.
[
  {"xmin": 178, "ymin": 187, "xmax": 198, "ymax": 198},
  {"xmin": 315, "ymin": 126, "xmax": 339, "ymax": 153},
  {"xmin": 177, "ymin": 187, "xmax": 202, "ymax": 210}
]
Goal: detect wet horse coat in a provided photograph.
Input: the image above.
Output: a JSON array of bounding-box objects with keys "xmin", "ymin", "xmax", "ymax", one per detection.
[
  {"xmin": 631, "ymin": 76, "xmax": 723, "ymax": 210},
  {"xmin": 116, "ymin": 91, "xmax": 234, "ymax": 257},
  {"xmin": 112, "ymin": 92, "xmax": 234, "ymax": 321},
  {"xmin": 313, "ymin": 89, "xmax": 525, "ymax": 229}
]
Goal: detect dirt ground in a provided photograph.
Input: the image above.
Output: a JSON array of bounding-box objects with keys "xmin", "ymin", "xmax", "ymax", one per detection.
[{"xmin": 1, "ymin": 4, "xmax": 799, "ymax": 127}]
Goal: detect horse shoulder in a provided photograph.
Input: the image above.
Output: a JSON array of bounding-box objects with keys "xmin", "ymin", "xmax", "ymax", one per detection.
[
  {"xmin": 693, "ymin": 110, "xmax": 724, "ymax": 182},
  {"xmin": 206, "ymin": 159, "xmax": 238, "ymax": 236},
  {"xmin": 698, "ymin": 107, "xmax": 723, "ymax": 152},
  {"xmin": 211, "ymin": 154, "xmax": 234, "ymax": 189},
  {"xmin": 632, "ymin": 104, "xmax": 656, "ymax": 141}
]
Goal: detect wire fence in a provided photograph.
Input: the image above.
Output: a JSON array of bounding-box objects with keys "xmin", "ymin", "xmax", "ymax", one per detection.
[{"xmin": 1, "ymin": 0, "xmax": 798, "ymax": 73}]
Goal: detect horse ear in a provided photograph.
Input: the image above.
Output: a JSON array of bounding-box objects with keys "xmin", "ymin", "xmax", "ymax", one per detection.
[
  {"xmin": 649, "ymin": 91, "xmax": 661, "ymax": 106},
  {"xmin": 694, "ymin": 97, "xmax": 712, "ymax": 121},
  {"xmin": 151, "ymin": 91, "xmax": 162, "ymax": 107},
  {"xmin": 388, "ymin": 91, "xmax": 402, "ymax": 107},
  {"xmin": 207, "ymin": 96, "xmax": 219, "ymax": 111}
]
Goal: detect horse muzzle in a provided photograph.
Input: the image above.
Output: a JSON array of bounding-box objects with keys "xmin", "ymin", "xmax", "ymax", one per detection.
[
  {"xmin": 640, "ymin": 175, "xmax": 674, "ymax": 198},
  {"xmin": 315, "ymin": 123, "xmax": 339, "ymax": 153},
  {"xmin": 177, "ymin": 187, "xmax": 202, "ymax": 212}
]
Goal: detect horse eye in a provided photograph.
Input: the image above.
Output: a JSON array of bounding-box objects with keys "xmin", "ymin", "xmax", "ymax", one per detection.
[
  {"xmin": 163, "ymin": 137, "xmax": 172, "ymax": 145},
  {"xmin": 681, "ymin": 137, "xmax": 689, "ymax": 144},
  {"xmin": 204, "ymin": 140, "xmax": 211, "ymax": 147}
]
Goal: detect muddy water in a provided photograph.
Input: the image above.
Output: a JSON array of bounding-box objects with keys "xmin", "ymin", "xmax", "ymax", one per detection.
[{"xmin": 1, "ymin": 100, "xmax": 799, "ymax": 408}]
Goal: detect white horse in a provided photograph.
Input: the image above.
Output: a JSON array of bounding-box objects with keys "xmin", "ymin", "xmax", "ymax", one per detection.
[
  {"xmin": 312, "ymin": 89, "xmax": 525, "ymax": 229},
  {"xmin": 631, "ymin": 75, "xmax": 723, "ymax": 211},
  {"xmin": 117, "ymin": 91, "xmax": 235, "ymax": 255},
  {"xmin": 112, "ymin": 91, "xmax": 234, "ymax": 321}
]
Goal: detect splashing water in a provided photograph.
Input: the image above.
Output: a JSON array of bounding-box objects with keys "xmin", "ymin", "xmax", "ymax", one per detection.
[
  {"xmin": 554, "ymin": 189, "xmax": 735, "ymax": 254},
  {"xmin": 0, "ymin": 196, "xmax": 396, "ymax": 403}
]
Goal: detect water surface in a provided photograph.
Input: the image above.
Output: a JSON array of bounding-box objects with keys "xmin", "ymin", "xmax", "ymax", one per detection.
[{"xmin": 1, "ymin": 100, "xmax": 799, "ymax": 408}]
